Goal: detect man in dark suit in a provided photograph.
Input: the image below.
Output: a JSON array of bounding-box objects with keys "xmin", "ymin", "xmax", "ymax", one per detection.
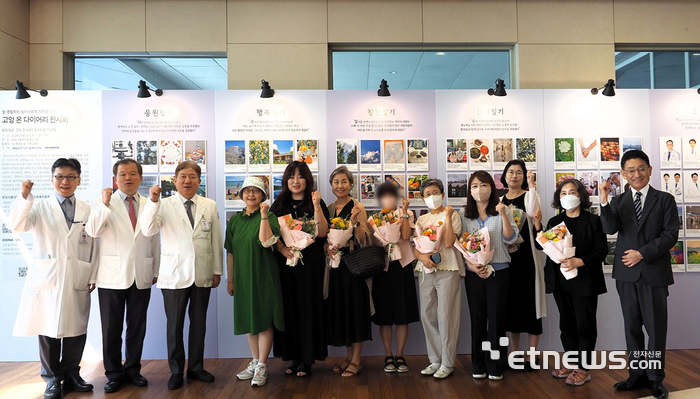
[{"xmin": 600, "ymin": 150, "xmax": 678, "ymax": 399}]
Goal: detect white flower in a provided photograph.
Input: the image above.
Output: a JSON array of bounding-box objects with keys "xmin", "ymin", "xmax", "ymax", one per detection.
[{"xmin": 558, "ymin": 141, "xmax": 571, "ymax": 153}]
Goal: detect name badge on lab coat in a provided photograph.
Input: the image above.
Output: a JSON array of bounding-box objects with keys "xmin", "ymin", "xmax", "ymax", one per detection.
[
  {"xmin": 80, "ymin": 230, "xmax": 89, "ymax": 244},
  {"xmin": 201, "ymin": 220, "xmax": 211, "ymax": 232}
]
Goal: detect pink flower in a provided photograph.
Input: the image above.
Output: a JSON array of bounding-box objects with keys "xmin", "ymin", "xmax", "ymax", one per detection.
[{"xmin": 293, "ymin": 224, "xmax": 302, "ymax": 231}]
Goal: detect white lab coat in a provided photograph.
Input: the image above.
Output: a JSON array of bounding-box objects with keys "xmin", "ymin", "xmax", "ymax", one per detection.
[
  {"xmin": 140, "ymin": 194, "xmax": 223, "ymax": 289},
  {"xmin": 85, "ymin": 192, "xmax": 160, "ymax": 290},
  {"xmin": 9, "ymin": 194, "xmax": 99, "ymax": 338}
]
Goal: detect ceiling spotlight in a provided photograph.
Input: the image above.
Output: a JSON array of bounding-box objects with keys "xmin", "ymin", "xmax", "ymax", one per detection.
[
  {"xmin": 487, "ymin": 78, "xmax": 507, "ymax": 97},
  {"xmin": 591, "ymin": 79, "xmax": 616, "ymax": 96},
  {"xmin": 260, "ymin": 79, "xmax": 274, "ymax": 98},
  {"xmin": 388, "ymin": 71, "xmax": 396, "ymax": 74},
  {"xmin": 436, "ymin": 52, "xmax": 446, "ymax": 56},
  {"xmin": 697, "ymin": 88, "xmax": 700, "ymax": 95},
  {"xmin": 377, "ymin": 79, "xmax": 391, "ymax": 97},
  {"xmin": 15, "ymin": 80, "xmax": 48, "ymax": 99},
  {"xmin": 137, "ymin": 80, "xmax": 163, "ymax": 98}
]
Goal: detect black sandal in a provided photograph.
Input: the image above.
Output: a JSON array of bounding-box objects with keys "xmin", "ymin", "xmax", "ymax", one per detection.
[
  {"xmin": 395, "ymin": 356, "xmax": 409, "ymax": 373},
  {"xmin": 384, "ymin": 356, "xmax": 397, "ymax": 373},
  {"xmin": 296, "ymin": 363, "xmax": 312, "ymax": 378},
  {"xmin": 285, "ymin": 360, "xmax": 300, "ymax": 376}
]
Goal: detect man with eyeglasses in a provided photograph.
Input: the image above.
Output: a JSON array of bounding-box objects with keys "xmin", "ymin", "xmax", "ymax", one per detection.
[
  {"xmin": 600, "ymin": 150, "xmax": 678, "ymax": 399},
  {"xmin": 8, "ymin": 158, "xmax": 99, "ymax": 399}
]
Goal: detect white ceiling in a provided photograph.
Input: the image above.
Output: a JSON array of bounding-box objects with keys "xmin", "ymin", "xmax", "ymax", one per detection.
[{"xmin": 332, "ymin": 51, "xmax": 511, "ymax": 90}]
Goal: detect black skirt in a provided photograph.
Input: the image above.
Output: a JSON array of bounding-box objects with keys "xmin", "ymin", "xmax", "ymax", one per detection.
[
  {"xmin": 371, "ymin": 260, "xmax": 420, "ymax": 326},
  {"xmin": 505, "ymin": 242, "xmax": 543, "ymax": 335},
  {"xmin": 325, "ymin": 250, "xmax": 373, "ymax": 347},
  {"xmin": 273, "ymin": 241, "xmax": 328, "ymax": 364}
]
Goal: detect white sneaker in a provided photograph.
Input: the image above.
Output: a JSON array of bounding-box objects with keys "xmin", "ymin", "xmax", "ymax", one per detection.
[
  {"xmin": 236, "ymin": 359, "xmax": 258, "ymax": 380},
  {"xmin": 420, "ymin": 363, "xmax": 441, "ymax": 375},
  {"xmin": 488, "ymin": 374, "xmax": 503, "ymax": 381},
  {"xmin": 251, "ymin": 364, "xmax": 268, "ymax": 387},
  {"xmin": 472, "ymin": 373, "xmax": 487, "ymax": 379},
  {"xmin": 433, "ymin": 366, "xmax": 453, "ymax": 379}
]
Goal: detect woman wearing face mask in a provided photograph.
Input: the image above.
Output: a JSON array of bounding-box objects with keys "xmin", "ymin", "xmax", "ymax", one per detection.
[
  {"xmin": 533, "ymin": 179, "xmax": 607, "ymax": 386},
  {"xmin": 371, "ymin": 182, "xmax": 419, "ymax": 374},
  {"xmin": 499, "ymin": 160, "xmax": 546, "ymax": 371},
  {"xmin": 325, "ymin": 166, "xmax": 373, "ymax": 379},
  {"xmin": 412, "ymin": 179, "xmax": 462, "ymax": 379},
  {"xmin": 270, "ymin": 161, "xmax": 329, "ymax": 378},
  {"xmin": 460, "ymin": 171, "xmax": 519, "ymax": 381}
]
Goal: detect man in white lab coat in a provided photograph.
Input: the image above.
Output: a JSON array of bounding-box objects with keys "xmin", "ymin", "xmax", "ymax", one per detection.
[
  {"xmin": 662, "ymin": 140, "xmax": 681, "ymax": 162},
  {"xmin": 140, "ymin": 161, "xmax": 223, "ymax": 390},
  {"xmin": 9, "ymin": 158, "xmax": 99, "ymax": 399},
  {"xmin": 85, "ymin": 159, "xmax": 160, "ymax": 393}
]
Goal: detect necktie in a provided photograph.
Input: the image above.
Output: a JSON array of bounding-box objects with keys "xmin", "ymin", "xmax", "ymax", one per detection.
[
  {"xmin": 666, "ymin": 183, "xmax": 669, "ymax": 191},
  {"xmin": 126, "ymin": 196, "xmax": 137, "ymax": 230},
  {"xmin": 61, "ymin": 197, "xmax": 74, "ymax": 228},
  {"xmin": 185, "ymin": 200, "xmax": 195, "ymax": 227},
  {"xmin": 668, "ymin": 152, "xmax": 671, "ymax": 161},
  {"xmin": 634, "ymin": 191, "xmax": 643, "ymax": 222}
]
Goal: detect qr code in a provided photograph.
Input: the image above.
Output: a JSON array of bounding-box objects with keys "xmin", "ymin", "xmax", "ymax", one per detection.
[{"xmin": 18, "ymin": 267, "xmax": 27, "ymax": 278}]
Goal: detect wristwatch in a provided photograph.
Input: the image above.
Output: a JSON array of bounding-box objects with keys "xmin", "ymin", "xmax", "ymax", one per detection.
[
  {"xmin": 354, "ymin": 220, "xmax": 361, "ymax": 228},
  {"xmin": 401, "ymin": 214, "xmax": 410, "ymax": 219}
]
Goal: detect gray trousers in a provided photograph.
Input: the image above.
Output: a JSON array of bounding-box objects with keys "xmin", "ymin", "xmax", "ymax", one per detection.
[
  {"xmin": 419, "ymin": 270, "xmax": 463, "ymax": 368},
  {"xmin": 162, "ymin": 284, "xmax": 211, "ymax": 375}
]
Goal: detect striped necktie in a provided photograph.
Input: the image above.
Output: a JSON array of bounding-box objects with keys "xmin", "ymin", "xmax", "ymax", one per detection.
[{"xmin": 634, "ymin": 191, "xmax": 643, "ymax": 222}]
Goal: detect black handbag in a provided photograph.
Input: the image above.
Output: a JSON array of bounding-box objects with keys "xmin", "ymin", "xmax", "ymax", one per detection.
[{"xmin": 342, "ymin": 245, "xmax": 386, "ymax": 279}]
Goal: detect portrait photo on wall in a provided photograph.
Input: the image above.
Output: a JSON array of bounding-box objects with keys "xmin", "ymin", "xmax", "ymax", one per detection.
[
  {"xmin": 446, "ymin": 138, "xmax": 468, "ymax": 171},
  {"xmin": 136, "ymin": 140, "xmax": 158, "ymax": 173},
  {"xmin": 446, "ymin": 173, "xmax": 469, "ymax": 206},
  {"xmin": 516, "ymin": 137, "xmax": 537, "ymax": 170},
  {"xmin": 383, "ymin": 139, "xmax": 405, "ymax": 171},
  {"xmin": 683, "ymin": 137, "xmax": 700, "ymax": 168},
  {"xmin": 599, "ymin": 137, "xmax": 620, "ymax": 169},
  {"xmin": 272, "ymin": 139, "xmax": 294, "ymax": 172},
  {"xmin": 406, "ymin": 139, "xmax": 429, "ymax": 171},
  {"xmin": 184, "ymin": 140, "xmax": 207, "ymax": 172},
  {"xmin": 296, "ymin": 139, "xmax": 319, "ymax": 172},
  {"xmin": 684, "ymin": 171, "xmax": 700, "ymax": 202},
  {"xmin": 224, "ymin": 140, "xmax": 246, "ymax": 173},
  {"xmin": 660, "ymin": 136, "xmax": 682, "ymax": 169},
  {"xmin": 468, "ymin": 138, "xmax": 492, "ymax": 171},
  {"xmin": 576, "ymin": 138, "xmax": 599, "ymax": 169},
  {"xmin": 660, "ymin": 171, "xmax": 683, "ymax": 202},
  {"xmin": 492, "ymin": 138, "xmax": 514, "ymax": 170},
  {"xmin": 336, "ymin": 139, "xmax": 358, "ymax": 171},
  {"xmin": 554, "ymin": 137, "xmax": 575, "ymax": 169}
]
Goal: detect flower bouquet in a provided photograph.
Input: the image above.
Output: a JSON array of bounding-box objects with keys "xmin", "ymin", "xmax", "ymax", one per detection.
[
  {"xmin": 327, "ymin": 216, "xmax": 354, "ymax": 268},
  {"xmin": 277, "ymin": 213, "xmax": 318, "ymax": 266},
  {"xmin": 536, "ymin": 222, "xmax": 577, "ymax": 279},
  {"xmin": 414, "ymin": 222, "xmax": 444, "ymax": 275},
  {"xmin": 368, "ymin": 208, "xmax": 403, "ymax": 261},
  {"xmin": 454, "ymin": 227, "xmax": 495, "ymax": 277},
  {"xmin": 507, "ymin": 205, "xmax": 527, "ymax": 253}
]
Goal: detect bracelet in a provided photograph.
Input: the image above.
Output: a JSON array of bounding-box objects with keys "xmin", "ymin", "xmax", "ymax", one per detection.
[{"xmin": 315, "ymin": 207, "xmax": 321, "ymax": 213}]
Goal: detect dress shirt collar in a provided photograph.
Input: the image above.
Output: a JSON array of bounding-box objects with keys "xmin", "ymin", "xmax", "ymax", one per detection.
[
  {"xmin": 176, "ymin": 191, "xmax": 197, "ymax": 205},
  {"xmin": 630, "ymin": 184, "xmax": 650, "ymax": 198},
  {"xmin": 116, "ymin": 189, "xmax": 140, "ymax": 202},
  {"xmin": 54, "ymin": 192, "xmax": 75, "ymax": 204}
]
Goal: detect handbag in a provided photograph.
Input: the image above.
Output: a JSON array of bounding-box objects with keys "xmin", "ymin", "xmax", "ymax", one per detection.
[{"xmin": 342, "ymin": 245, "xmax": 386, "ymax": 279}]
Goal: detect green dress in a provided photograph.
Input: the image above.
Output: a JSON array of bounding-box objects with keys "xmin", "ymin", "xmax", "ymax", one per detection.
[{"xmin": 225, "ymin": 209, "xmax": 285, "ymax": 335}]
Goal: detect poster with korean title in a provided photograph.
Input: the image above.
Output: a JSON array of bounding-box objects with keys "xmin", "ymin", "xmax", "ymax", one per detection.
[
  {"xmin": 326, "ymin": 90, "xmax": 437, "ymax": 199},
  {"xmin": 649, "ymin": 90, "xmax": 700, "ymax": 173},
  {"xmin": 435, "ymin": 90, "xmax": 544, "ymax": 178},
  {"xmin": 215, "ymin": 91, "xmax": 325, "ymax": 206},
  {"xmin": 101, "ymin": 90, "xmax": 216, "ymax": 194}
]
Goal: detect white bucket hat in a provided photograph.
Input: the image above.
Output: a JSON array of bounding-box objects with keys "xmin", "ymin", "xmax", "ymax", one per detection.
[{"xmin": 241, "ymin": 176, "xmax": 267, "ymax": 200}]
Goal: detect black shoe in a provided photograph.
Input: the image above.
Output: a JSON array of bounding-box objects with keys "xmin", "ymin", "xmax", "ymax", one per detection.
[
  {"xmin": 650, "ymin": 380, "xmax": 669, "ymax": 399},
  {"xmin": 44, "ymin": 381, "xmax": 61, "ymax": 399},
  {"xmin": 614, "ymin": 374, "xmax": 648, "ymax": 391},
  {"xmin": 187, "ymin": 369, "xmax": 215, "ymax": 383},
  {"xmin": 168, "ymin": 374, "xmax": 184, "ymax": 390},
  {"xmin": 63, "ymin": 374, "xmax": 94, "ymax": 392},
  {"xmin": 104, "ymin": 379, "xmax": 122, "ymax": 393},
  {"xmin": 125, "ymin": 373, "xmax": 148, "ymax": 386}
]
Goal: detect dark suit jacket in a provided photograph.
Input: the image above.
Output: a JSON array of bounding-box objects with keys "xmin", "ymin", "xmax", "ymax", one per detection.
[
  {"xmin": 600, "ymin": 186, "xmax": 679, "ymax": 287},
  {"xmin": 538, "ymin": 211, "xmax": 608, "ymax": 296}
]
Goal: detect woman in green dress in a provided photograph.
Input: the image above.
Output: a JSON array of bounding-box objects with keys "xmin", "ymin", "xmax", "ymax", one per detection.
[{"xmin": 225, "ymin": 176, "xmax": 285, "ymax": 388}]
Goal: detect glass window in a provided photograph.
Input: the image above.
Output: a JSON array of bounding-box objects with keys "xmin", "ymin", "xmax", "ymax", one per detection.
[
  {"xmin": 332, "ymin": 50, "xmax": 511, "ymax": 90},
  {"xmin": 75, "ymin": 56, "xmax": 228, "ymax": 90},
  {"xmin": 616, "ymin": 51, "xmax": 700, "ymax": 89}
]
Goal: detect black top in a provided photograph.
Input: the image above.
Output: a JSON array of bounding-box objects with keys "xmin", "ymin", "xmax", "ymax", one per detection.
[{"xmin": 270, "ymin": 197, "xmax": 330, "ymax": 226}]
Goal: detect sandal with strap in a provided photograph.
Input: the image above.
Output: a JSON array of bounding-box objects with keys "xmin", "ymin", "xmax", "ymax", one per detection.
[
  {"xmin": 332, "ymin": 358, "xmax": 352, "ymax": 374},
  {"xmin": 296, "ymin": 363, "xmax": 312, "ymax": 378},
  {"xmin": 341, "ymin": 362, "xmax": 362, "ymax": 378},
  {"xmin": 285, "ymin": 360, "xmax": 300, "ymax": 376},
  {"xmin": 395, "ymin": 356, "xmax": 409, "ymax": 373},
  {"xmin": 384, "ymin": 356, "xmax": 397, "ymax": 373}
]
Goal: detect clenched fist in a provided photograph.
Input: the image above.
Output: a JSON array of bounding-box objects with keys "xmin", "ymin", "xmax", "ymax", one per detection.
[
  {"xmin": 350, "ymin": 203, "xmax": 361, "ymax": 224},
  {"xmin": 102, "ymin": 188, "xmax": 112, "ymax": 207},
  {"xmin": 527, "ymin": 170, "xmax": 536, "ymax": 189},
  {"xmin": 495, "ymin": 202, "xmax": 507, "ymax": 214},
  {"xmin": 149, "ymin": 185, "xmax": 162, "ymax": 202},
  {"xmin": 599, "ymin": 181, "xmax": 610, "ymax": 204},
  {"xmin": 21, "ymin": 180, "xmax": 34, "ymax": 199},
  {"xmin": 445, "ymin": 205, "xmax": 455, "ymax": 217},
  {"xmin": 259, "ymin": 202, "xmax": 270, "ymax": 215},
  {"xmin": 312, "ymin": 191, "xmax": 322, "ymax": 208},
  {"xmin": 401, "ymin": 197, "xmax": 410, "ymax": 213}
]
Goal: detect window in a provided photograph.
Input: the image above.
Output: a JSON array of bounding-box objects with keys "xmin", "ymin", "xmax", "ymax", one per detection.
[
  {"xmin": 616, "ymin": 51, "xmax": 700, "ymax": 89},
  {"xmin": 332, "ymin": 50, "xmax": 511, "ymax": 90},
  {"xmin": 74, "ymin": 56, "xmax": 228, "ymax": 90}
]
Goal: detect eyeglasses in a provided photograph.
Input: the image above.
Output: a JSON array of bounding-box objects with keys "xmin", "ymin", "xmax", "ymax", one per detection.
[
  {"xmin": 54, "ymin": 175, "xmax": 79, "ymax": 181},
  {"xmin": 624, "ymin": 167, "xmax": 649, "ymax": 174},
  {"xmin": 242, "ymin": 188, "xmax": 262, "ymax": 195},
  {"xmin": 506, "ymin": 170, "xmax": 524, "ymax": 176}
]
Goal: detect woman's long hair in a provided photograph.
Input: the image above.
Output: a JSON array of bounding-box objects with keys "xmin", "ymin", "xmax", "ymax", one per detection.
[
  {"xmin": 275, "ymin": 161, "xmax": 314, "ymax": 208},
  {"xmin": 463, "ymin": 171, "xmax": 500, "ymax": 219}
]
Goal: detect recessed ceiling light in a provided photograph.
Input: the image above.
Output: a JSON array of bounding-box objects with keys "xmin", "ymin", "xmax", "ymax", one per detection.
[
  {"xmin": 388, "ymin": 71, "xmax": 396, "ymax": 74},
  {"xmin": 693, "ymin": 53, "xmax": 700, "ymax": 56},
  {"xmin": 436, "ymin": 52, "xmax": 446, "ymax": 56}
]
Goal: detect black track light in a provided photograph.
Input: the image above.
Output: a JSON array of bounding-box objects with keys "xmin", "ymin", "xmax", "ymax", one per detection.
[
  {"xmin": 260, "ymin": 79, "xmax": 274, "ymax": 98},
  {"xmin": 377, "ymin": 79, "xmax": 391, "ymax": 97},
  {"xmin": 15, "ymin": 80, "xmax": 48, "ymax": 99},
  {"xmin": 591, "ymin": 79, "xmax": 616, "ymax": 96},
  {"xmin": 137, "ymin": 80, "xmax": 163, "ymax": 98},
  {"xmin": 487, "ymin": 79, "xmax": 507, "ymax": 97}
]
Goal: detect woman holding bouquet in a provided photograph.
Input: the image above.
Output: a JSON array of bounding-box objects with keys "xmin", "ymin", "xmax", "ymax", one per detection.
[
  {"xmin": 500, "ymin": 160, "xmax": 546, "ymax": 371},
  {"xmin": 413, "ymin": 179, "xmax": 462, "ymax": 379},
  {"xmin": 460, "ymin": 171, "xmax": 519, "ymax": 381},
  {"xmin": 533, "ymin": 179, "xmax": 607, "ymax": 386},
  {"xmin": 270, "ymin": 161, "xmax": 330, "ymax": 377},
  {"xmin": 371, "ymin": 182, "xmax": 419, "ymax": 373},
  {"xmin": 325, "ymin": 166, "xmax": 373, "ymax": 378},
  {"xmin": 226, "ymin": 177, "xmax": 284, "ymax": 388}
]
